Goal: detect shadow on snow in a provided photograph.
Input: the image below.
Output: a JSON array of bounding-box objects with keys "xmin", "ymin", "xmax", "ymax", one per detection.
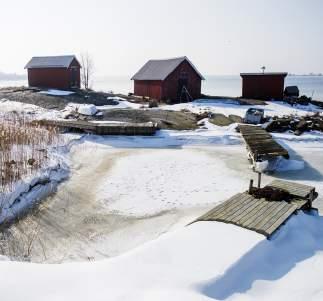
[{"xmin": 200, "ymin": 211, "xmax": 323, "ymax": 300}]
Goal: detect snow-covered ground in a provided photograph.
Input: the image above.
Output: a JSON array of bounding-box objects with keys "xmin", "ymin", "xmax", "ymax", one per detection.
[
  {"xmin": 1, "ymin": 211, "xmax": 323, "ymax": 301},
  {"xmin": 162, "ymin": 98, "xmax": 322, "ymax": 117},
  {"xmin": 0, "ymin": 98, "xmax": 323, "ymax": 300},
  {"xmin": 0, "ymin": 98, "xmax": 60, "ymax": 119}
]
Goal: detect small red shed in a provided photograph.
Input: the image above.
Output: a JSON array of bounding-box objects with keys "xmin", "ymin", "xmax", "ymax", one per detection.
[
  {"xmin": 240, "ymin": 72, "xmax": 288, "ymax": 100},
  {"xmin": 25, "ymin": 55, "xmax": 81, "ymax": 90},
  {"xmin": 131, "ymin": 56, "xmax": 204, "ymax": 102}
]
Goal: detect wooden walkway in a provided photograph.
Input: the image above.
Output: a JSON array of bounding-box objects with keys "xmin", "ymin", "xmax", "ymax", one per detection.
[
  {"xmin": 193, "ymin": 180, "xmax": 317, "ymax": 237},
  {"xmin": 38, "ymin": 120, "xmax": 158, "ymax": 136},
  {"xmin": 238, "ymin": 125, "xmax": 289, "ymax": 162}
]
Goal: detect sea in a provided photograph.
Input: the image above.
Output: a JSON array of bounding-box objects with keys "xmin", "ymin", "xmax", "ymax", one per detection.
[{"xmin": 1, "ymin": 75, "xmax": 323, "ymax": 101}]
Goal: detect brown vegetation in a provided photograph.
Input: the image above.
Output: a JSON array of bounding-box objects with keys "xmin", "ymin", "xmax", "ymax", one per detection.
[{"xmin": 0, "ymin": 113, "xmax": 61, "ymax": 194}]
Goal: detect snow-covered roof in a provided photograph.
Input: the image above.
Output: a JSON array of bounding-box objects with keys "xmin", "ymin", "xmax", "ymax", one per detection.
[
  {"xmin": 131, "ymin": 56, "xmax": 205, "ymax": 81},
  {"xmin": 25, "ymin": 55, "xmax": 80, "ymax": 69},
  {"xmin": 240, "ymin": 72, "xmax": 288, "ymax": 77}
]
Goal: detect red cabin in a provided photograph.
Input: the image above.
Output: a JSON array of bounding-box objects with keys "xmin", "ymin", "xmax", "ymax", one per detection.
[
  {"xmin": 240, "ymin": 72, "xmax": 288, "ymax": 100},
  {"xmin": 131, "ymin": 56, "xmax": 204, "ymax": 102},
  {"xmin": 25, "ymin": 55, "xmax": 81, "ymax": 90}
]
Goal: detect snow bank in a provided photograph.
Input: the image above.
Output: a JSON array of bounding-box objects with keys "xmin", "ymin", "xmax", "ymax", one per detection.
[
  {"xmin": 0, "ymin": 222, "xmax": 262, "ymax": 301},
  {"xmin": 0, "ymin": 163, "xmax": 69, "ymax": 225},
  {"xmin": 202, "ymin": 211, "xmax": 323, "ymax": 301},
  {"xmin": 39, "ymin": 89, "xmax": 75, "ymax": 96},
  {"xmin": 1, "ymin": 212, "xmax": 323, "ymax": 301}
]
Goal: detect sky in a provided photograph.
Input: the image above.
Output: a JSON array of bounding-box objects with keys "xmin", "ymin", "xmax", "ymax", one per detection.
[{"xmin": 1, "ymin": 0, "xmax": 323, "ymax": 76}]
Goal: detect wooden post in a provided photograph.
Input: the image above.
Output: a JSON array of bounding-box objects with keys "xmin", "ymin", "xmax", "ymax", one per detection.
[
  {"xmin": 257, "ymin": 172, "xmax": 262, "ymax": 188},
  {"xmin": 249, "ymin": 179, "xmax": 254, "ymax": 194},
  {"xmin": 309, "ymin": 190, "xmax": 314, "ymax": 208}
]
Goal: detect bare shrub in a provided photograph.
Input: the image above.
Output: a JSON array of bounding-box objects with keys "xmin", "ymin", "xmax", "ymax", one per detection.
[{"xmin": 80, "ymin": 52, "xmax": 94, "ymax": 90}]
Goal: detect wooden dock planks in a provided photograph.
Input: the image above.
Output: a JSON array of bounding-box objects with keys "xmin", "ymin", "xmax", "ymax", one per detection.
[
  {"xmin": 268, "ymin": 179, "xmax": 315, "ymax": 199},
  {"xmin": 193, "ymin": 180, "xmax": 317, "ymax": 237},
  {"xmin": 239, "ymin": 124, "xmax": 289, "ymax": 161},
  {"xmin": 37, "ymin": 119, "xmax": 158, "ymax": 136}
]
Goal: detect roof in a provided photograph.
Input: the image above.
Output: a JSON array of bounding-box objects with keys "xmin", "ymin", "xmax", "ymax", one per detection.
[
  {"xmin": 25, "ymin": 55, "xmax": 81, "ymax": 69},
  {"xmin": 131, "ymin": 56, "xmax": 205, "ymax": 81},
  {"xmin": 240, "ymin": 72, "xmax": 288, "ymax": 77}
]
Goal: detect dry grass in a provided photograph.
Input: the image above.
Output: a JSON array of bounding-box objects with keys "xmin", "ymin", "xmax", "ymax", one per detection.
[{"xmin": 0, "ymin": 112, "xmax": 61, "ymax": 194}]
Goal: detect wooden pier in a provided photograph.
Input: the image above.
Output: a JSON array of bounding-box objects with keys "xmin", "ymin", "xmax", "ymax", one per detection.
[
  {"xmin": 238, "ymin": 125, "xmax": 289, "ymax": 163},
  {"xmin": 38, "ymin": 120, "xmax": 158, "ymax": 136},
  {"xmin": 193, "ymin": 179, "xmax": 317, "ymax": 237}
]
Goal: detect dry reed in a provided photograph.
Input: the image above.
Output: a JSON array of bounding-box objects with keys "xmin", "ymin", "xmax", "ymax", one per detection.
[{"xmin": 0, "ymin": 112, "xmax": 62, "ymax": 195}]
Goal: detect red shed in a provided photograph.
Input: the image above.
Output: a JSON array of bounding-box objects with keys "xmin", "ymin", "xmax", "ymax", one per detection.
[
  {"xmin": 240, "ymin": 72, "xmax": 288, "ymax": 100},
  {"xmin": 131, "ymin": 56, "xmax": 204, "ymax": 102},
  {"xmin": 25, "ymin": 55, "xmax": 81, "ymax": 90}
]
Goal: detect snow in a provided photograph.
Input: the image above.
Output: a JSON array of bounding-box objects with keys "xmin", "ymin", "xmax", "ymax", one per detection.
[
  {"xmin": 0, "ymin": 97, "xmax": 323, "ymax": 300},
  {"xmin": 95, "ymin": 148, "xmax": 246, "ymax": 216},
  {"xmin": 0, "ymin": 98, "xmax": 60, "ymax": 119},
  {"xmin": 254, "ymin": 160, "xmax": 269, "ymax": 173},
  {"xmin": 202, "ymin": 211, "xmax": 323, "ymax": 301},
  {"xmin": 161, "ymin": 98, "xmax": 322, "ymax": 118},
  {"xmin": 39, "ymin": 89, "xmax": 75, "ymax": 96},
  {"xmin": 65, "ymin": 103, "xmax": 98, "ymax": 116},
  {"xmin": 1, "ymin": 211, "xmax": 323, "ymax": 301},
  {"xmin": 275, "ymin": 158, "xmax": 305, "ymax": 172},
  {"xmin": 0, "ymin": 221, "xmax": 263, "ymax": 301},
  {"xmin": 98, "ymin": 99, "xmax": 143, "ymax": 110},
  {"xmin": 0, "ymin": 148, "xmax": 70, "ymax": 225}
]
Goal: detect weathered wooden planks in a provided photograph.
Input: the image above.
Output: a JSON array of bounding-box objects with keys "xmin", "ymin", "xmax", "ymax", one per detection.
[
  {"xmin": 268, "ymin": 179, "xmax": 315, "ymax": 199},
  {"xmin": 193, "ymin": 180, "xmax": 317, "ymax": 237},
  {"xmin": 239, "ymin": 125, "xmax": 289, "ymax": 161},
  {"xmin": 37, "ymin": 119, "xmax": 158, "ymax": 136}
]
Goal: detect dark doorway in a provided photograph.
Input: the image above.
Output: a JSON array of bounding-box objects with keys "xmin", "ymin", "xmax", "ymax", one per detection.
[
  {"xmin": 70, "ymin": 67, "xmax": 78, "ymax": 88},
  {"xmin": 177, "ymin": 72, "xmax": 190, "ymax": 102}
]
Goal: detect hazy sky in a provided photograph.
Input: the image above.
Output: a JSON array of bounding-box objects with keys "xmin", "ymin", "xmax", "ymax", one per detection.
[{"xmin": 1, "ymin": 0, "xmax": 323, "ymax": 76}]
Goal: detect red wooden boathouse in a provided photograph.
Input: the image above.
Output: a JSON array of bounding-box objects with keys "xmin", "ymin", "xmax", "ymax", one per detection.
[
  {"xmin": 25, "ymin": 55, "xmax": 81, "ymax": 90},
  {"xmin": 131, "ymin": 57, "xmax": 204, "ymax": 103},
  {"xmin": 240, "ymin": 72, "xmax": 288, "ymax": 100}
]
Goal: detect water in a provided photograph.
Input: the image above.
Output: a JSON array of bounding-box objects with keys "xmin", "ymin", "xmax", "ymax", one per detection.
[
  {"xmin": 95, "ymin": 75, "xmax": 323, "ymax": 101},
  {"xmin": 1, "ymin": 75, "xmax": 323, "ymax": 101}
]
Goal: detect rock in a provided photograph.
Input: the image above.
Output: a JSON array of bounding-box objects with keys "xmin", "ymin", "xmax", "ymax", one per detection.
[
  {"xmin": 209, "ymin": 114, "xmax": 233, "ymax": 126},
  {"xmin": 77, "ymin": 104, "xmax": 97, "ymax": 116},
  {"xmin": 228, "ymin": 114, "xmax": 243, "ymax": 123}
]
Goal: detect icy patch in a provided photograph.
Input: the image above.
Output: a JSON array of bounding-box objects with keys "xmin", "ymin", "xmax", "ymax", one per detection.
[
  {"xmin": 39, "ymin": 89, "xmax": 75, "ymax": 96},
  {"xmin": 95, "ymin": 148, "xmax": 247, "ymax": 216},
  {"xmin": 194, "ymin": 98, "xmax": 240, "ymax": 105}
]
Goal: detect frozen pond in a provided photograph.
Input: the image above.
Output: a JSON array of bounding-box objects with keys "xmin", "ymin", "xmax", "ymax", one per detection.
[{"xmin": 1, "ymin": 136, "xmax": 322, "ymax": 263}]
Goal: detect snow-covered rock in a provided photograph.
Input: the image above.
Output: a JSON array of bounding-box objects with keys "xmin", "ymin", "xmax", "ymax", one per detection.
[
  {"xmin": 65, "ymin": 103, "xmax": 98, "ymax": 116},
  {"xmin": 77, "ymin": 104, "xmax": 97, "ymax": 116}
]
